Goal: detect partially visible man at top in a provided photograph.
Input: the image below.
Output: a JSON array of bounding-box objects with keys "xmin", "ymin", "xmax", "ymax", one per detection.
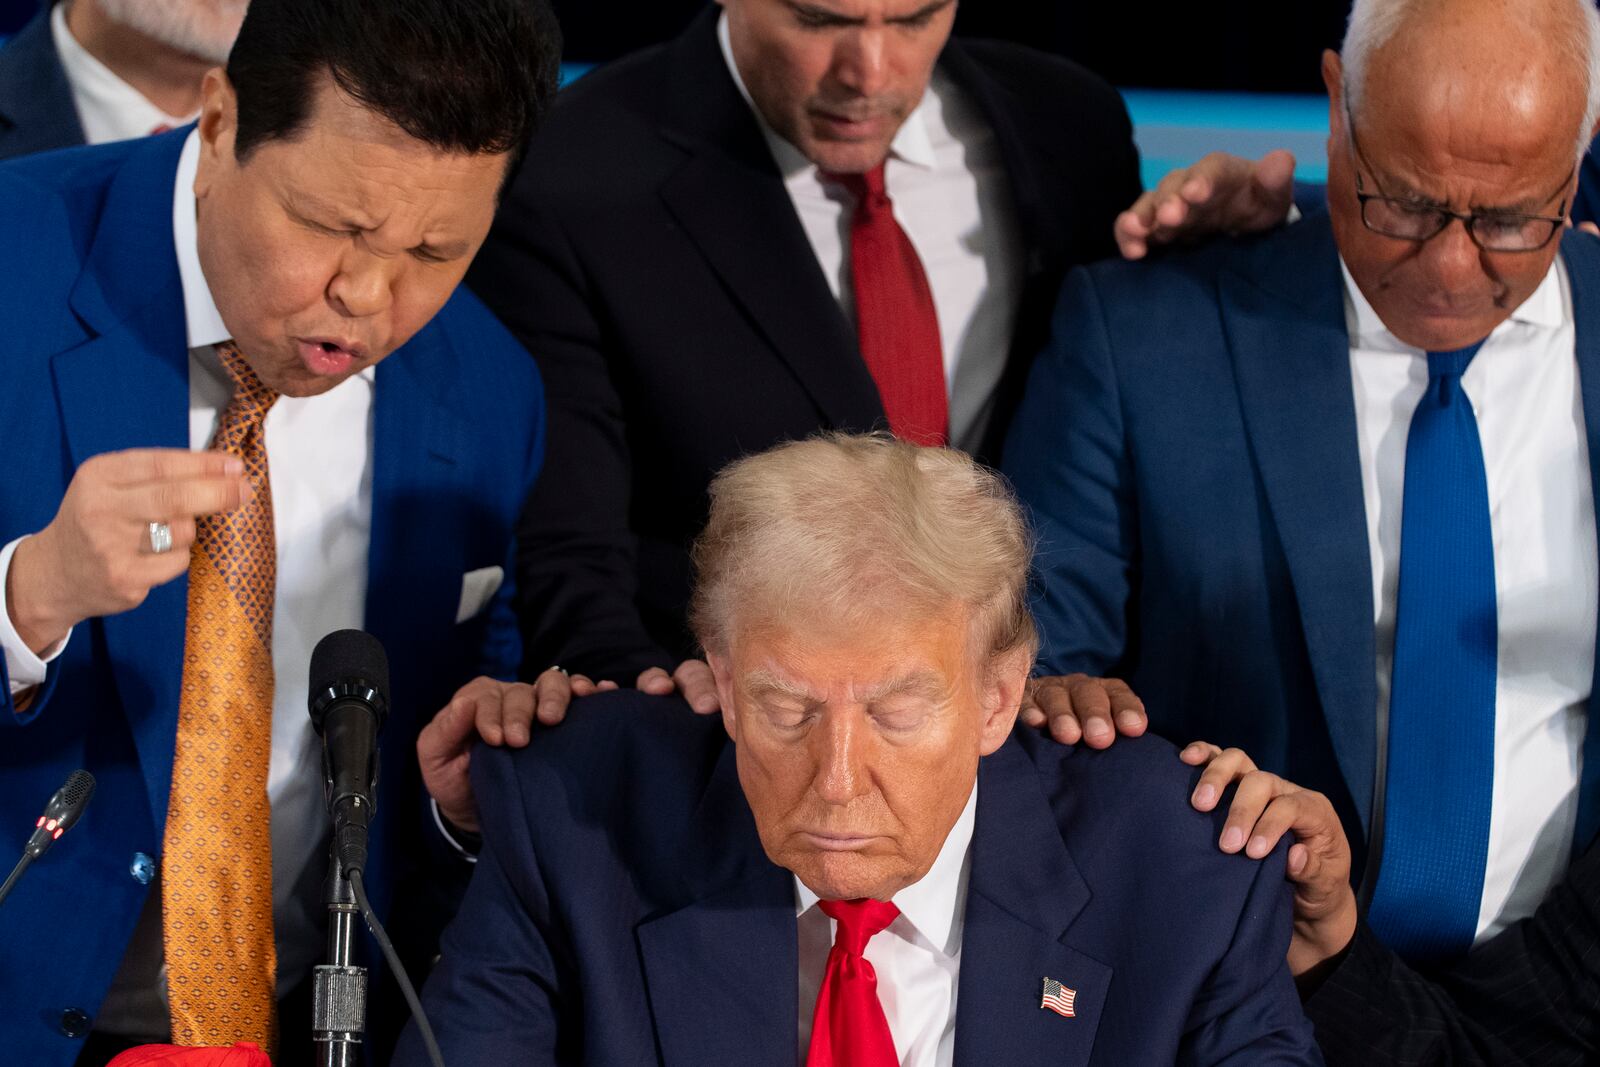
[
  {"xmin": 466, "ymin": 0, "xmax": 1153, "ymax": 712},
  {"xmin": 1007, "ymin": 0, "xmax": 1600, "ymax": 971},
  {"xmin": 0, "ymin": 0, "xmax": 243, "ymax": 160},
  {"xmin": 0, "ymin": 0, "xmax": 560, "ymax": 1063},
  {"xmin": 400, "ymin": 434, "xmax": 1323, "ymax": 1066}
]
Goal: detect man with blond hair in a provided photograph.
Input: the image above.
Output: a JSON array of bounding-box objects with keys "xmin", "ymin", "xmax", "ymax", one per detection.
[{"xmin": 399, "ymin": 433, "xmax": 1321, "ymax": 1066}]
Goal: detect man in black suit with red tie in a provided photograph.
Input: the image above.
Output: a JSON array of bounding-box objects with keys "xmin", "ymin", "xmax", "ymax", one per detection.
[{"xmin": 465, "ymin": 0, "xmax": 1147, "ymax": 712}]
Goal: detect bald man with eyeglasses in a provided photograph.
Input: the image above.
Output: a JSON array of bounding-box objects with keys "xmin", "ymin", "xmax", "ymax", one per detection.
[{"xmin": 1005, "ymin": 0, "xmax": 1600, "ymax": 975}]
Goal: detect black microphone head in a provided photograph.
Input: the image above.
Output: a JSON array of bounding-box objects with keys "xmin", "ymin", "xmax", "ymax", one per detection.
[
  {"xmin": 308, "ymin": 629, "xmax": 390, "ymax": 733},
  {"xmin": 41, "ymin": 769, "xmax": 95, "ymax": 834}
]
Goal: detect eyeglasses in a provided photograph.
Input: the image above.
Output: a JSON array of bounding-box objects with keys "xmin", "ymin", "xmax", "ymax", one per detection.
[{"xmin": 1346, "ymin": 116, "xmax": 1572, "ymax": 253}]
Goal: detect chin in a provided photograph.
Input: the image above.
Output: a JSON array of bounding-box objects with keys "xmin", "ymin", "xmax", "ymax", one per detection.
[
  {"xmin": 791, "ymin": 852, "xmax": 908, "ymax": 903},
  {"xmin": 803, "ymin": 140, "xmax": 891, "ymax": 177}
]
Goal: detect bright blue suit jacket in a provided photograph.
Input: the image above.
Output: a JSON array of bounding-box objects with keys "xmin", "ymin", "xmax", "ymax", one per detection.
[
  {"xmin": 395, "ymin": 691, "xmax": 1322, "ymax": 1066},
  {"xmin": 1003, "ymin": 208, "xmax": 1600, "ymax": 877},
  {"xmin": 0, "ymin": 131, "xmax": 544, "ymax": 1064}
]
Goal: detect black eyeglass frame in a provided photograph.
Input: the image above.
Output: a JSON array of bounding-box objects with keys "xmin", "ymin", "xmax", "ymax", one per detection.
[{"xmin": 1344, "ymin": 104, "xmax": 1574, "ymax": 254}]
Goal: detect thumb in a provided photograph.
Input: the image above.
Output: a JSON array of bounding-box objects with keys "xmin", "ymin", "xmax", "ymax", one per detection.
[
  {"xmin": 1253, "ymin": 149, "xmax": 1298, "ymax": 199},
  {"xmin": 421, "ymin": 692, "xmax": 478, "ymax": 757}
]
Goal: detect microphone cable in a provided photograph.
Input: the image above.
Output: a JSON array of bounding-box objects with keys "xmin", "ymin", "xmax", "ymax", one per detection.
[{"xmin": 347, "ymin": 866, "xmax": 446, "ymax": 1067}]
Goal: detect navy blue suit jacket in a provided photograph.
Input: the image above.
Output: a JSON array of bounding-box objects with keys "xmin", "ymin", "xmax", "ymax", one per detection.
[
  {"xmin": 0, "ymin": 8, "xmax": 84, "ymax": 161},
  {"xmin": 0, "ymin": 132, "xmax": 543, "ymax": 1064},
  {"xmin": 397, "ymin": 691, "xmax": 1321, "ymax": 1065},
  {"xmin": 1002, "ymin": 209, "xmax": 1600, "ymax": 874}
]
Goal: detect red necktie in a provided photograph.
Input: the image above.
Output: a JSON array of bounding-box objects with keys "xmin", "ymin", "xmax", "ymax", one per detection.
[
  {"xmin": 833, "ymin": 165, "xmax": 948, "ymax": 447},
  {"xmin": 805, "ymin": 898, "xmax": 901, "ymax": 1067}
]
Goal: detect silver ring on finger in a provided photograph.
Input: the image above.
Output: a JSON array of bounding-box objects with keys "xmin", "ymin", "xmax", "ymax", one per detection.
[
  {"xmin": 147, "ymin": 521, "xmax": 174, "ymax": 555},
  {"xmin": 547, "ymin": 665, "xmax": 568, "ymax": 676}
]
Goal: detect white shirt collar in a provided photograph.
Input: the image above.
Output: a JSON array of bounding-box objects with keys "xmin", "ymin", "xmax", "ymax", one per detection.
[
  {"xmin": 1340, "ymin": 254, "xmax": 1567, "ymax": 354},
  {"xmin": 715, "ymin": 11, "xmax": 937, "ymax": 178},
  {"xmin": 52, "ymin": 2, "xmax": 194, "ymax": 144},
  {"xmin": 794, "ymin": 780, "xmax": 976, "ymax": 958},
  {"xmin": 172, "ymin": 129, "xmax": 232, "ymax": 351}
]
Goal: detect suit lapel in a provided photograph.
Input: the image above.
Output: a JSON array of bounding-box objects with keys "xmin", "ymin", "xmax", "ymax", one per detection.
[
  {"xmin": 0, "ymin": 11, "xmax": 86, "ymax": 158},
  {"xmin": 52, "ymin": 134, "xmax": 191, "ymax": 829},
  {"xmin": 636, "ymin": 743, "xmax": 798, "ymax": 1066},
  {"xmin": 1560, "ymin": 232, "xmax": 1600, "ymax": 851},
  {"xmin": 655, "ymin": 12, "xmax": 883, "ymax": 434},
  {"xmin": 953, "ymin": 741, "xmax": 1110, "ymax": 1066},
  {"xmin": 363, "ymin": 321, "xmax": 468, "ymax": 919},
  {"xmin": 1219, "ymin": 214, "xmax": 1378, "ymax": 832}
]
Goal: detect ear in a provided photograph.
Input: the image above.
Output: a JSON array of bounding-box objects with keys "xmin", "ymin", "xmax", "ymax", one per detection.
[
  {"xmin": 1322, "ymin": 49, "xmax": 1346, "ymax": 155},
  {"xmin": 193, "ymin": 68, "xmax": 238, "ymax": 201},
  {"xmin": 977, "ymin": 646, "xmax": 1031, "ymax": 757},
  {"xmin": 706, "ymin": 649, "xmax": 740, "ymax": 744}
]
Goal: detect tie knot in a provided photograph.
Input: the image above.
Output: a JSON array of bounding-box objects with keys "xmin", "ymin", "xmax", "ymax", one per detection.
[
  {"xmin": 828, "ymin": 163, "xmax": 890, "ymax": 211},
  {"xmin": 819, "ymin": 898, "xmax": 900, "ymax": 954},
  {"xmin": 216, "ymin": 342, "xmax": 280, "ymax": 424},
  {"xmin": 1426, "ymin": 341, "xmax": 1485, "ymax": 381}
]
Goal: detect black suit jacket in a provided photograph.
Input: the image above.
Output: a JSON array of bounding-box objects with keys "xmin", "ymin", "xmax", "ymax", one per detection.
[
  {"xmin": 0, "ymin": 7, "xmax": 85, "ymax": 161},
  {"xmin": 468, "ymin": 10, "xmax": 1142, "ymax": 680},
  {"xmin": 1304, "ymin": 840, "xmax": 1600, "ymax": 1065}
]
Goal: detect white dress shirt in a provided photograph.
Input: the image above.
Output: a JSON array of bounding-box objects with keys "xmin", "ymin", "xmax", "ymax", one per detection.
[
  {"xmin": 1, "ymin": 131, "xmax": 376, "ymax": 1036},
  {"xmin": 1344, "ymin": 259, "xmax": 1595, "ymax": 942},
  {"xmin": 796, "ymin": 784, "xmax": 975, "ymax": 1067},
  {"xmin": 717, "ymin": 15, "xmax": 1024, "ymax": 454},
  {"xmin": 50, "ymin": 2, "xmax": 195, "ymax": 145}
]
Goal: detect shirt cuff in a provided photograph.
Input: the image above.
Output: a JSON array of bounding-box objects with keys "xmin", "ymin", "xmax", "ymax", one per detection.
[
  {"xmin": 0, "ymin": 536, "xmax": 70, "ymax": 697},
  {"xmin": 430, "ymin": 797, "xmax": 480, "ymax": 864}
]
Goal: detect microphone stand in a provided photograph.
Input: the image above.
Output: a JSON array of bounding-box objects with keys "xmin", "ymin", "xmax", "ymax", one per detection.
[{"xmin": 313, "ymin": 837, "xmax": 367, "ymax": 1066}]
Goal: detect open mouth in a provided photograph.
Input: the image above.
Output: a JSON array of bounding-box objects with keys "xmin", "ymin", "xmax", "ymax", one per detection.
[{"xmin": 296, "ymin": 338, "xmax": 363, "ymax": 376}]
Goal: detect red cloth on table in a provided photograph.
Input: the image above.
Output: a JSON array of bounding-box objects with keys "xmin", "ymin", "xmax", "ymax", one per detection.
[{"xmin": 107, "ymin": 1043, "xmax": 271, "ymax": 1066}]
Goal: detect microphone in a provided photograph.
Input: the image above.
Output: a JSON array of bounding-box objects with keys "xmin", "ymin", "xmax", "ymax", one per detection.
[
  {"xmin": 0, "ymin": 769, "xmax": 96, "ymax": 908},
  {"xmin": 308, "ymin": 629, "xmax": 389, "ymax": 877}
]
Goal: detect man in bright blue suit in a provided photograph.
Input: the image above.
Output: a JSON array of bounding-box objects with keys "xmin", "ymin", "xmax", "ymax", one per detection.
[
  {"xmin": 0, "ymin": 0, "xmax": 561, "ymax": 1062},
  {"xmin": 1007, "ymin": 0, "xmax": 1600, "ymax": 972},
  {"xmin": 400, "ymin": 435, "xmax": 1321, "ymax": 1066}
]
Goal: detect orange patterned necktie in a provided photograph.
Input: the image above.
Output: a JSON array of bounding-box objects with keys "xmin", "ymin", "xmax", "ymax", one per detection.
[{"xmin": 162, "ymin": 342, "xmax": 281, "ymax": 1049}]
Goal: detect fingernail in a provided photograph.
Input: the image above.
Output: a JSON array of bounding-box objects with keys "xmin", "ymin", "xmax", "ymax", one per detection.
[
  {"xmin": 1247, "ymin": 835, "xmax": 1271, "ymax": 859},
  {"xmin": 1116, "ymin": 710, "xmax": 1143, "ymax": 730},
  {"xmin": 1193, "ymin": 783, "xmax": 1216, "ymax": 808},
  {"xmin": 1220, "ymin": 826, "xmax": 1245, "ymax": 852},
  {"xmin": 224, "ymin": 457, "xmax": 245, "ymax": 474},
  {"xmin": 1085, "ymin": 719, "xmax": 1110, "ymax": 742}
]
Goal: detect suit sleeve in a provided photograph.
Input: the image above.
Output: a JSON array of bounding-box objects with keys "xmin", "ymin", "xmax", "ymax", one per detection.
[
  {"xmin": 394, "ymin": 744, "xmax": 571, "ymax": 1065},
  {"xmin": 467, "ymin": 189, "xmax": 677, "ymax": 685},
  {"xmin": 1179, "ymin": 839, "xmax": 1324, "ymax": 1066},
  {"xmin": 1304, "ymin": 841, "xmax": 1600, "ymax": 1066},
  {"xmin": 1001, "ymin": 267, "xmax": 1140, "ymax": 677}
]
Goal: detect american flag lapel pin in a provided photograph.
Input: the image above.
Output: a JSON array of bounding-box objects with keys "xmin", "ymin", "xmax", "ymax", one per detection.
[{"xmin": 1040, "ymin": 976, "xmax": 1077, "ymax": 1018}]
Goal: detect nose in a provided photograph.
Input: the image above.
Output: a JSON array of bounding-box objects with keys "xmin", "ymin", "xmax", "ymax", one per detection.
[
  {"xmin": 811, "ymin": 709, "xmax": 871, "ymax": 806},
  {"xmin": 1417, "ymin": 217, "xmax": 1491, "ymax": 295},
  {"xmin": 833, "ymin": 28, "xmax": 889, "ymax": 98},
  {"xmin": 327, "ymin": 247, "xmax": 396, "ymax": 319}
]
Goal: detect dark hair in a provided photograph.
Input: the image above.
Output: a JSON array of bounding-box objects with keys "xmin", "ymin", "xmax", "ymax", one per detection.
[{"xmin": 227, "ymin": 0, "xmax": 562, "ymax": 174}]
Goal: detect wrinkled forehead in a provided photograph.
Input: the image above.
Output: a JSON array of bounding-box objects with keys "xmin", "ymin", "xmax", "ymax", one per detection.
[
  {"xmin": 725, "ymin": 602, "xmax": 979, "ymax": 696},
  {"xmin": 1354, "ymin": 10, "xmax": 1588, "ymax": 162}
]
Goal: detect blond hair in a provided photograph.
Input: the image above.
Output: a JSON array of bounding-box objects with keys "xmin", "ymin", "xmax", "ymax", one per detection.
[{"xmin": 690, "ymin": 433, "xmax": 1037, "ymax": 667}]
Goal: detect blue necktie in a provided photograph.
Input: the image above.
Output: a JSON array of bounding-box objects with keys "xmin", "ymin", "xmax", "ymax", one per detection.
[{"xmin": 1366, "ymin": 342, "xmax": 1497, "ymax": 964}]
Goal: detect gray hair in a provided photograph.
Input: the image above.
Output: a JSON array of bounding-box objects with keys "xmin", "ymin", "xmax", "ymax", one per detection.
[
  {"xmin": 690, "ymin": 433, "xmax": 1037, "ymax": 668},
  {"xmin": 1343, "ymin": 0, "xmax": 1600, "ymax": 165}
]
